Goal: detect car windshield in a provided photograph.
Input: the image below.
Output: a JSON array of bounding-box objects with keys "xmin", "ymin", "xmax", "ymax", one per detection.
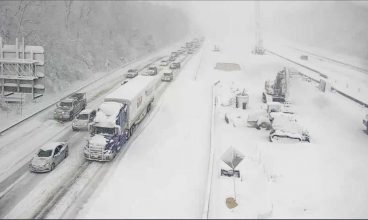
[
  {"xmin": 77, "ymin": 114, "xmax": 89, "ymax": 120},
  {"xmin": 59, "ymin": 102, "xmax": 72, "ymax": 108},
  {"xmin": 128, "ymin": 69, "xmax": 136, "ymax": 73},
  {"xmin": 38, "ymin": 149, "xmax": 53, "ymax": 157},
  {"xmin": 95, "ymin": 126, "xmax": 115, "ymax": 136},
  {"xmin": 148, "ymin": 67, "xmax": 155, "ymax": 70},
  {"xmin": 164, "ymin": 72, "xmax": 172, "ymax": 76}
]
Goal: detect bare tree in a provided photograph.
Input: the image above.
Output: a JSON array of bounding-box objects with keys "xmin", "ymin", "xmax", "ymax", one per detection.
[
  {"xmin": 15, "ymin": 0, "xmax": 32, "ymax": 37},
  {"xmin": 64, "ymin": 0, "xmax": 73, "ymax": 30}
]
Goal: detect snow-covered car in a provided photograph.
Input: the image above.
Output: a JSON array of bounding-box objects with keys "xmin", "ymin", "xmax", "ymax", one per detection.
[
  {"xmin": 126, "ymin": 69, "xmax": 138, "ymax": 78},
  {"xmin": 247, "ymin": 111, "xmax": 271, "ymax": 129},
  {"xmin": 161, "ymin": 70, "xmax": 174, "ymax": 82},
  {"xmin": 29, "ymin": 142, "xmax": 69, "ymax": 172},
  {"xmin": 160, "ymin": 60, "xmax": 169, "ymax": 67},
  {"xmin": 72, "ymin": 109, "xmax": 96, "ymax": 131},
  {"xmin": 170, "ymin": 62, "xmax": 181, "ymax": 69},
  {"xmin": 146, "ymin": 66, "xmax": 158, "ymax": 75},
  {"xmin": 269, "ymin": 114, "xmax": 309, "ymax": 143}
]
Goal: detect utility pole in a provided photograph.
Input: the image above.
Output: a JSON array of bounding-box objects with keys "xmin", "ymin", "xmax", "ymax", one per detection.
[{"xmin": 253, "ymin": 1, "xmax": 265, "ymax": 55}]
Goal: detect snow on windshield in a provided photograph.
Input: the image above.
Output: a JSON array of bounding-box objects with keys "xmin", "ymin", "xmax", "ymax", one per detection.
[{"xmin": 95, "ymin": 126, "xmax": 115, "ymax": 136}]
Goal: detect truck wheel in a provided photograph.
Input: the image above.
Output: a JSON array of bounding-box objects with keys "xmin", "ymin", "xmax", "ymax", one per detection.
[{"xmin": 130, "ymin": 124, "xmax": 136, "ymax": 136}]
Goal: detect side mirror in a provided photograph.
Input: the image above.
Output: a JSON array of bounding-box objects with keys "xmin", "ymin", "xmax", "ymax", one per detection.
[{"xmin": 114, "ymin": 126, "xmax": 121, "ymax": 135}]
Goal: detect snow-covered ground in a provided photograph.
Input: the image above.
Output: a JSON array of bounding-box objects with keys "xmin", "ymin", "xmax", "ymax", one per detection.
[
  {"xmin": 1, "ymin": 35, "xmax": 368, "ymax": 219},
  {"xmin": 0, "ymin": 41, "xmax": 192, "ymax": 218},
  {"xmin": 73, "ymin": 37, "xmax": 368, "ymax": 219},
  {"xmin": 267, "ymin": 43, "xmax": 368, "ymax": 106},
  {"xmin": 76, "ymin": 42, "xmax": 211, "ymax": 219},
  {"xmin": 206, "ymin": 38, "xmax": 368, "ymax": 218}
]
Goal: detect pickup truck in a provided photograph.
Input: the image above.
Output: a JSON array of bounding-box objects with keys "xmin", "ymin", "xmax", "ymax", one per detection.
[{"xmin": 54, "ymin": 93, "xmax": 87, "ymax": 121}]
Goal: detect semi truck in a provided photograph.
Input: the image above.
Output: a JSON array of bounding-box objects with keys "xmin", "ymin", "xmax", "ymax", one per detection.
[
  {"xmin": 84, "ymin": 75, "xmax": 161, "ymax": 161},
  {"xmin": 54, "ymin": 93, "xmax": 87, "ymax": 121}
]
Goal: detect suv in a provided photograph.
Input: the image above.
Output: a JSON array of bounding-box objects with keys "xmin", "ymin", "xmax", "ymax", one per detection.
[
  {"xmin": 72, "ymin": 109, "xmax": 96, "ymax": 131},
  {"xmin": 126, "ymin": 69, "xmax": 138, "ymax": 78}
]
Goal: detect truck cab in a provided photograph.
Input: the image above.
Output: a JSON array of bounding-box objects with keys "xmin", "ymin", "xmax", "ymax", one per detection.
[{"xmin": 84, "ymin": 102, "xmax": 128, "ymax": 161}]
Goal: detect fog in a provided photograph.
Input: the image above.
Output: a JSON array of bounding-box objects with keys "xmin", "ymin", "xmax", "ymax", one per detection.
[{"xmin": 171, "ymin": 1, "xmax": 368, "ymax": 59}]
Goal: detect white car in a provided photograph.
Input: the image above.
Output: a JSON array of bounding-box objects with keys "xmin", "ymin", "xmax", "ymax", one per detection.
[
  {"xmin": 29, "ymin": 142, "xmax": 69, "ymax": 172},
  {"xmin": 72, "ymin": 109, "xmax": 96, "ymax": 131}
]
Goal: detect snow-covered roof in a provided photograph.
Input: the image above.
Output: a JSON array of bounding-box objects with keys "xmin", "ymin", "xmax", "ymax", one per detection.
[
  {"xmin": 272, "ymin": 114, "xmax": 303, "ymax": 134},
  {"xmin": 104, "ymin": 75, "xmax": 157, "ymax": 104},
  {"xmin": 94, "ymin": 102, "xmax": 123, "ymax": 127},
  {"xmin": 0, "ymin": 58, "xmax": 39, "ymax": 64},
  {"xmin": 2, "ymin": 45, "xmax": 44, "ymax": 53},
  {"xmin": 40, "ymin": 142, "xmax": 64, "ymax": 151}
]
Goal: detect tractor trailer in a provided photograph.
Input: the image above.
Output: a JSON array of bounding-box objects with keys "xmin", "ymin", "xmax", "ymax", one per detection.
[{"xmin": 84, "ymin": 75, "xmax": 161, "ymax": 161}]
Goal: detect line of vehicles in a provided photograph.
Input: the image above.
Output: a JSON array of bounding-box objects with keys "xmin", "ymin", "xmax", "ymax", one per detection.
[{"xmin": 29, "ymin": 38, "xmax": 204, "ymax": 172}]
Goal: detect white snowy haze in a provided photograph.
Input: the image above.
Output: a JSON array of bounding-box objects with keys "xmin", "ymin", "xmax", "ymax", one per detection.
[{"xmin": 169, "ymin": 1, "xmax": 368, "ymax": 60}]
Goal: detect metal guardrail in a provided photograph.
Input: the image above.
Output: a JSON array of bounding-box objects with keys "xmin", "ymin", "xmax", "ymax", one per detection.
[{"xmin": 267, "ymin": 49, "xmax": 368, "ymax": 109}]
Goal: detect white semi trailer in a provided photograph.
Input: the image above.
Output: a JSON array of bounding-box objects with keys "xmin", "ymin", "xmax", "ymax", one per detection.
[{"xmin": 84, "ymin": 75, "xmax": 161, "ymax": 161}]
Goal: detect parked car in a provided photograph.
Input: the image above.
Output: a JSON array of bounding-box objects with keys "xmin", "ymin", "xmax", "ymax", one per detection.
[
  {"xmin": 126, "ymin": 69, "xmax": 138, "ymax": 78},
  {"xmin": 72, "ymin": 109, "xmax": 96, "ymax": 131},
  {"xmin": 29, "ymin": 142, "xmax": 69, "ymax": 172},
  {"xmin": 54, "ymin": 93, "xmax": 87, "ymax": 121}
]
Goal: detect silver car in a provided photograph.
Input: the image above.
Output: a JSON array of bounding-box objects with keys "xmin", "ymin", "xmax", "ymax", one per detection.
[
  {"xmin": 72, "ymin": 109, "xmax": 96, "ymax": 131},
  {"xmin": 29, "ymin": 142, "xmax": 69, "ymax": 173}
]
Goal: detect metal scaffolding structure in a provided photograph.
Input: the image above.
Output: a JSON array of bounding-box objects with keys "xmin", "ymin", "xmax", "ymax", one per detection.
[
  {"xmin": 0, "ymin": 37, "xmax": 45, "ymax": 102},
  {"xmin": 253, "ymin": 1, "xmax": 265, "ymax": 55}
]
